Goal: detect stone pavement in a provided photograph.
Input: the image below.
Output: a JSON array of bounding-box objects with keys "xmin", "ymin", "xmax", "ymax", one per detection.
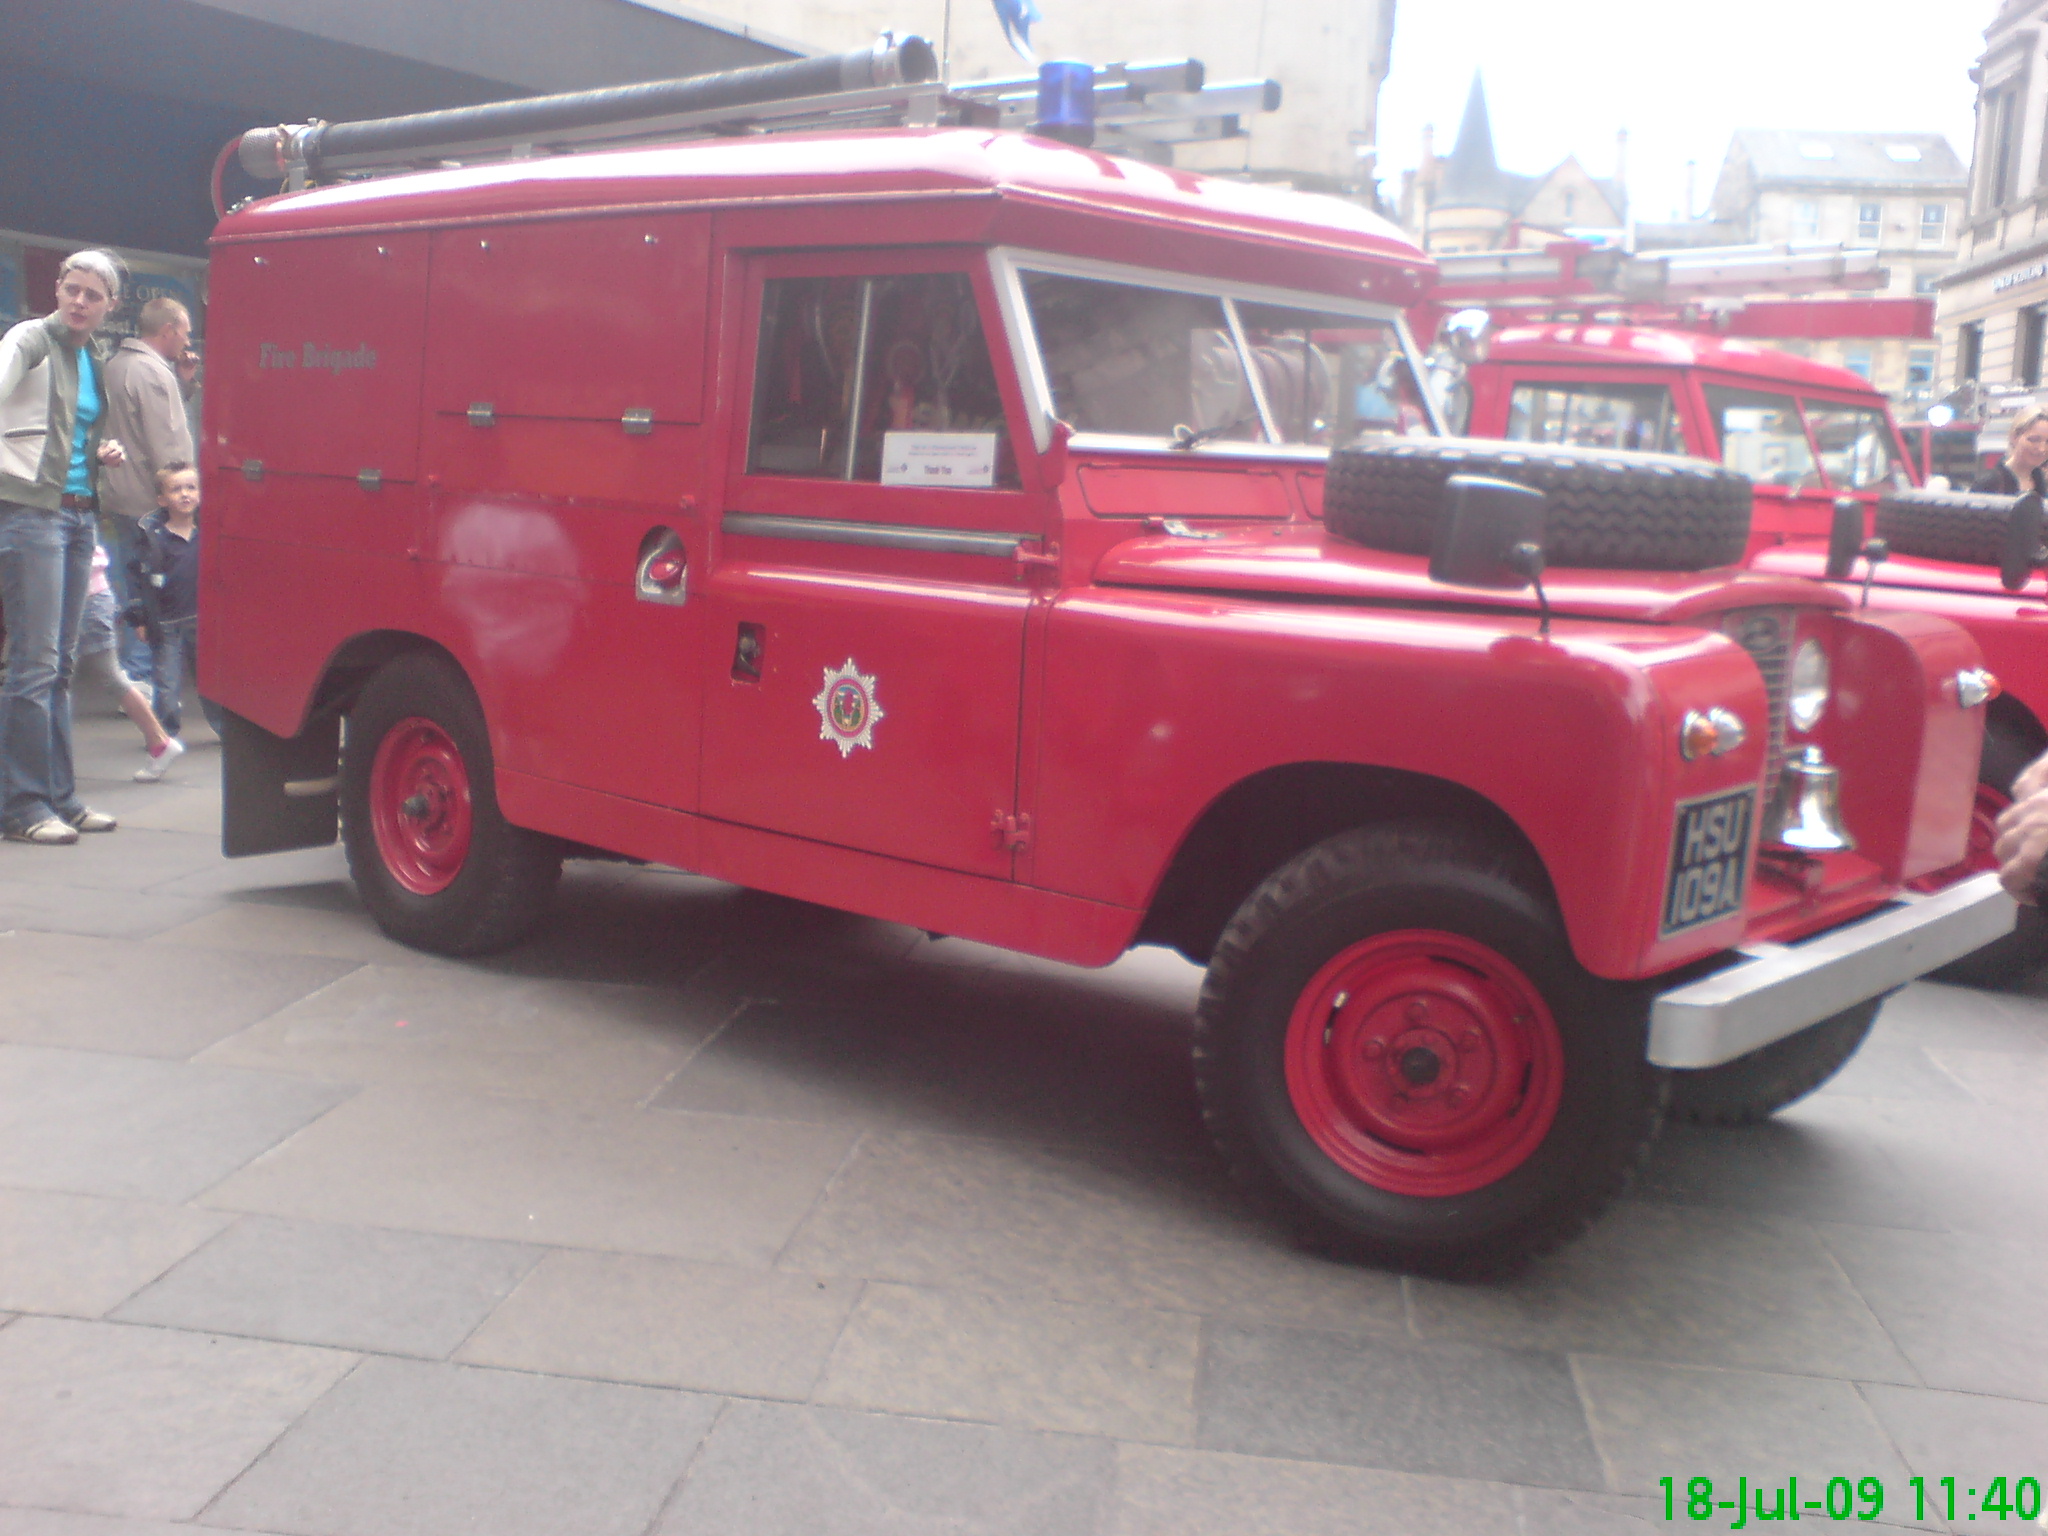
[{"xmin": 0, "ymin": 705, "xmax": 2044, "ymax": 1536}]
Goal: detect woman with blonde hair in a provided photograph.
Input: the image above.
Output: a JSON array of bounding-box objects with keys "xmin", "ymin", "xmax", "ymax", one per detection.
[
  {"xmin": 1972, "ymin": 404, "xmax": 2048, "ymax": 496},
  {"xmin": 0, "ymin": 249, "xmax": 130, "ymax": 843}
]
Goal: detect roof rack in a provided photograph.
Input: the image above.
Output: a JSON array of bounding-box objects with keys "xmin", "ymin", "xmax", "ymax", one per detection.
[{"xmin": 233, "ymin": 36, "xmax": 1282, "ymax": 192}]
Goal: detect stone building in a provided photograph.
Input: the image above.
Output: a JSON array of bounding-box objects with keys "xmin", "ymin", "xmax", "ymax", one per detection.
[
  {"xmin": 1705, "ymin": 129, "xmax": 1966, "ymax": 400},
  {"xmin": 726, "ymin": 0, "xmax": 1399, "ymax": 197},
  {"xmin": 1935, "ymin": 0, "xmax": 2048, "ymax": 419},
  {"xmin": 1398, "ymin": 76, "xmax": 1627, "ymax": 255}
]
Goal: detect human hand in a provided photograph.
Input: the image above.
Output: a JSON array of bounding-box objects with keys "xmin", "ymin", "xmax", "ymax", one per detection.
[
  {"xmin": 97, "ymin": 437, "xmax": 126, "ymax": 466},
  {"xmin": 1993, "ymin": 752, "xmax": 2048, "ymax": 902}
]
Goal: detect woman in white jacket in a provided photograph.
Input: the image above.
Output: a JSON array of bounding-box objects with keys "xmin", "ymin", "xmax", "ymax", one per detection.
[{"xmin": 0, "ymin": 250, "xmax": 129, "ymax": 844}]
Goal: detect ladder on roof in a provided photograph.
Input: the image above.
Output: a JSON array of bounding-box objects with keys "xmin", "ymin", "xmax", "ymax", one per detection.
[{"xmin": 231, "ymin": 36, "xmax": 1283, "ymax": 194}]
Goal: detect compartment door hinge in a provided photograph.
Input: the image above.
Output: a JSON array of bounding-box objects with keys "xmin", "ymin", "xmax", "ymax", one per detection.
[{"xmin": 992, "ymin": 810, "xmax": 1032, "ymax": 852}]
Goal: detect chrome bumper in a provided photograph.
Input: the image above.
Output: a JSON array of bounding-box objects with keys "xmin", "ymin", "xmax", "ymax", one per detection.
[{"xmin": 1648, "ymin": 872, "xmax": 2017, "ymax": 1069}]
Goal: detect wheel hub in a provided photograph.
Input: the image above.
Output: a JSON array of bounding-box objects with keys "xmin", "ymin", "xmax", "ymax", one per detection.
[
  {"xmin": 368, "ymin": 717, "xmax": 475, "ymax": 896},
  {"xmin": 1284, "ymin": 929, "xmax": 1565, "ymax": 1198}
]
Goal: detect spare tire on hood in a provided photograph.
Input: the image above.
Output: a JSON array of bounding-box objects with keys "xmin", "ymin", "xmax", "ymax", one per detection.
[
  {"xmin": 1324, "ymin": 438, "xmax": 1752, "ymax": 571},
  {"xmin": 1873, "ymin": 488, "xmax": 2023, "ymax": 567}
]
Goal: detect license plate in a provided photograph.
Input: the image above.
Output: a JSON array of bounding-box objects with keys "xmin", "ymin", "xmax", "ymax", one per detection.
[{"xmin": 1661, "ymin": 788, "xmax": 1754, "ymax": 936}]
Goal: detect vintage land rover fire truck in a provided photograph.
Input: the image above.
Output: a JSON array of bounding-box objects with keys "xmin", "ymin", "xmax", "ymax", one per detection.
[
  {"xmin": 1426, "ymin": 243, "xmax": 2048, "ymax": 981},
  {"xmin": 201, "ymin": 42, "xmax": 2012, "ymax": 1274}
]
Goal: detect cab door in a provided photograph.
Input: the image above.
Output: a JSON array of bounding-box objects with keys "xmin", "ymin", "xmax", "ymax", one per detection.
[{"xmin": 697, "ymin": 250, "xmax": 1046, "ymax": 878}]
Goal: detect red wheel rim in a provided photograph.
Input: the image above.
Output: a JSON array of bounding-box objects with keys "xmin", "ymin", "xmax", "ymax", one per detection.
[
  {"xmin": 369, "ymin": 716, "xmax": 474, "ymax": 896},
  {"xmin": 1284, "ymin": 930, "xmax": 1565, "ymax": 1198},
  {"xmin": 1908, "ymin": 781, "xmax": 2008, "ymax": 892}
]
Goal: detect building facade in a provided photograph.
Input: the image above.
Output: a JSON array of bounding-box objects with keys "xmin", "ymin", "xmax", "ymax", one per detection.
[
  {"xmin": 1398, "ymin": 76, "xmax": 1627, "ymax": 255},
  {"xmin": 1936, "ymin": 0, "xmax": 2048, "ymax": 424},
  {"xmin": 725, "ymin": 0, "xmax": 1399, "ymax": 197},
  {"xmin": 1704, "ymin": 129, "xmax": 1966, "ymax": 400}
]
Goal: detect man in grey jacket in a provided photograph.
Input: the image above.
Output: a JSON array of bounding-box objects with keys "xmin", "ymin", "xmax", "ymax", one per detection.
[{"xmin": 101, "ymin": 297, "xmax": 194, "ymax": 677}]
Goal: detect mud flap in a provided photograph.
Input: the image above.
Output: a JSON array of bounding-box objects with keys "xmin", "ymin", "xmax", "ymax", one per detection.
[{"xmin": 221, "ymin": 709, "xmax": 341, "ymax": 858}]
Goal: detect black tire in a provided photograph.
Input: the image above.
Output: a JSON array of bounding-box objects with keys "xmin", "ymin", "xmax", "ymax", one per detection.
[
  {"xmin": 1192, "ymin": 822, "xmax": 1666, "ymax": 1277},
  {"xmin": 1927, "ymin": 719, "xmax": 2048, "ymax": 988},
  {"xmin": 1873, "ymin": 488, "xmax": 2021, "ymax": 567},
  {"xmin": 1324, "ymin": 438, "xmax": 1752, "ymax": 570},
  {"xmin": 341, "ymin": 652, "xmax": 561, "ymax": 956},
  {"xmin": 1667, "ymin": 997, "xmax": 1881, "ymax": 1127}
]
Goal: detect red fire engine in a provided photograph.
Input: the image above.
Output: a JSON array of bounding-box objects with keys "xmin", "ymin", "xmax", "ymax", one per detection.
[
  {"xmin": 201, "ymin": 44, "xmax": 2011, "ymax": 1273},
  {"xmin": 1429, "ymin": 240, "xmax": 2048, "ymax": 982}
]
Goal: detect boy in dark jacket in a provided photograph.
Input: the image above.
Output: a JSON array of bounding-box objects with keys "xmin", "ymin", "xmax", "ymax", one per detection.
[{"xmin": 126, "ymin": 462, "xmax": 222, "ymax": 739}]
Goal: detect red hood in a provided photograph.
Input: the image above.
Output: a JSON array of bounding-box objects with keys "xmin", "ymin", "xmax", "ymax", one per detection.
[{"xmin": 1094, "ymin": 527, "xmax": 1852, "ymax": 623}]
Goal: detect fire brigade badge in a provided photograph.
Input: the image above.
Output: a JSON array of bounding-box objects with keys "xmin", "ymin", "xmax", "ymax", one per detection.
[{"xmin": 813, "ymin": 657, "xmax": 884, "ymax": 757}]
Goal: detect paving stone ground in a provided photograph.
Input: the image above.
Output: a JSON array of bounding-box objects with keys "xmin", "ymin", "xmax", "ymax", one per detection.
[{"xmin": 1, "ymin": 704, "xmax": 2043, "ymax": 1536}]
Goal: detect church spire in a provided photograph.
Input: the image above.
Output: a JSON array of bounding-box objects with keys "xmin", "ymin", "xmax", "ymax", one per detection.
[{"xmin": 1439, "ymin": 71, "xmax": 1514, "ymax": 209}]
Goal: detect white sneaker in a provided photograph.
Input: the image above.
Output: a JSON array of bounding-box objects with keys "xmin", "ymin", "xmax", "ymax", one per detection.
[{"xmin": 135, "ymin": 737, "xmax": 186, "ymax": 781}]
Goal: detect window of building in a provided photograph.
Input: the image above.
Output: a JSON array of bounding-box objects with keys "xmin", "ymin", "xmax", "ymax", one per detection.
[
  {"xmin": 1885, "ymin": 143, "xmax": 1922, "ymax": 163},
  {"xmin": 1983, "ymin": 88, "xmax": 2020, "ymax": 209},
  {"xmin": 1857, "ymin": 202, "xmax": 1882, "ymax": 243},
  {"xmin": 1799, "ymin": 141, "xmax": 1835, "ymax": 160},
  {"xmin": 2022, "ymin": 308, "xmax": 2047, "ymax": 388},
  {"xmin": 1844, "ymin": 347, "xmax": 1873, "ymax": 380},
  {"xmin": 1906, "ymin": 348, "xmax": 1936, "ymax": 388},
  {"xmin": 1960, "ymin": 321, "xmax": 1984, "ymax": 383},
  {"xmin": 1915, "ymin": 269, "xmax": 1941, "ymax": 296},
  {"xmin": 1920, "ymin": 204, "xmax": 1947, "ymax": 244},
  {"xmin": 1793, "ymin": 200, "xmax": 1820, "ymax": 239},
  {"xmin": 1505, "ymin": 381, "xmax": 1683, "ymax": 454},
  {"xmin": 747, "ymin": 270, "xmax": 1017, "ymax": 485}
]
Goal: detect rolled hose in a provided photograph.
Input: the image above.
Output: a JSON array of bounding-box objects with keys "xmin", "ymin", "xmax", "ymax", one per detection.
[{"xmin": 238, "ymin": 38, "xmax": 938, "ymax": 182}]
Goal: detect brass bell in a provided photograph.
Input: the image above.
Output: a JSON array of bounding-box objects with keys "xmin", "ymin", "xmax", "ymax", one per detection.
[{"xmin": 1768, "ymin": 745, "xmax": 1855, "ymax": 854}]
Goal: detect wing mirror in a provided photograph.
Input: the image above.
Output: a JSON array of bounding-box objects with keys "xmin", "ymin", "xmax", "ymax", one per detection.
[
  {"xmin": 1430, "ymin": 473, "xmax": 1551, "ymax": 634},
  {"xmin": 1823, "ymin": 496, "xmax": 1887, "ymax": 605}
]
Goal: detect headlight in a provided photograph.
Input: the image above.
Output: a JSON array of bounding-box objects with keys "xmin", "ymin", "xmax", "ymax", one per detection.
[{"xmin": 1788, "ymin": 638, "xmax": 1829, "ymax": 732}]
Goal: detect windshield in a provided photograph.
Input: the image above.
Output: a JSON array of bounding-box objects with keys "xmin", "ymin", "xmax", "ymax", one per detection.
[
  {"xmin": 1506, "ymin": 380, "xmax": 1683, "ymax": 454},
  {"xmin": 1803, "ymin": 401, "xmax": 1911, "ymax": 492},
  {"xmin": 1016, "ymin": 266, "xmax": 1434, "ymax": 450},
  {"xmin": 1702, "ymin": 385, "xmax": 1818, "ymax": 490}
]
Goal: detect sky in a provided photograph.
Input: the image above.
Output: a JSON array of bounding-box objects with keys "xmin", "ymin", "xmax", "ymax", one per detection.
[{"xmin": 1374, "ymin": 0, "xmax": 1990, "ymax": 224}]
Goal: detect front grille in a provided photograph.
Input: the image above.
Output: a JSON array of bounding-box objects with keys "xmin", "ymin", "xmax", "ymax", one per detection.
[{"xmin": 1723, "ymin": 606, "xmax": 1792, "ymax": 812}]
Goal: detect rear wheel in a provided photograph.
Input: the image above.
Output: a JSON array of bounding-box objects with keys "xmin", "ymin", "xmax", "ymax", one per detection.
[
  {"xmin": 1193, "ymin": 822, "xmax": 1664, "ymax": 1277},
  {"xmin": 341, "ymin": 653, "xmax": 561, "ymax": 955},
  {"xmin": 1920, "ymin": 720, "xmax": 2048, "ymax": 987},
  {"xmin": 1667, "ymin": 997, "xmax": 1882, "ymax": 1126}
]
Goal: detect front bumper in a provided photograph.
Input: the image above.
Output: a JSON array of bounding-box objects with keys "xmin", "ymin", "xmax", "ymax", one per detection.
[{"xmin": 1648, "ymin": 872, "xmax": 2016, "ymax": 1069}]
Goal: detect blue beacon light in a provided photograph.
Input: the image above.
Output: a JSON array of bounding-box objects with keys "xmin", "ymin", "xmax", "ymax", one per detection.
[{"xmin": 1034, "ymin": 61, "xmax": 1096, "ymax": 147}]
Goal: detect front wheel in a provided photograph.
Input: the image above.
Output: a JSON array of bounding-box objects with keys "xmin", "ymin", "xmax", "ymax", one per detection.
[
  {"xmin": 1193, "ymin": 823, "xmax": 1665, "ymax": 1277},
  {"xmin": 341, "ymin": 653, "xmax": 561, "ymax": 956}
]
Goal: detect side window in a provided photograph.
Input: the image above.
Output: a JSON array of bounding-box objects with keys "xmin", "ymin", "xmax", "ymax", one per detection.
[
  {"xmin": 1506, "ymin": 382, "xmax": 1682, "ymax": 454},
  {"xmin": 747, "ymin": 272, "xmax": 1016, "ymax": 486},
  {"xmin": 1702, "ymin": 385, "xmax": 1818, "ymax": 489}
]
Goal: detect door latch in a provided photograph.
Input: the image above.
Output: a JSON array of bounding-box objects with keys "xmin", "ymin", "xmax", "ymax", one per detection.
[{"xmin": 992, "ymin": 811, "xmax": 1032, "ymax": 852}]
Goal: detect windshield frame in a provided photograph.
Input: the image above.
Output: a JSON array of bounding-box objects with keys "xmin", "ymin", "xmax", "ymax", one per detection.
[{"xmin": 987, "ymin": 246, "xmax": 1444, "ymax": 455}]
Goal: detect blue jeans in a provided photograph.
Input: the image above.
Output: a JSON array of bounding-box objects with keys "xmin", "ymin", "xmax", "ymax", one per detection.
[
  {"xmin": 0, "ymin": 500, "xmax": 95, "ymax": 832},
  {"xmin": 151, "ymin": 615, "xmax": 223, "ymax": 738}
]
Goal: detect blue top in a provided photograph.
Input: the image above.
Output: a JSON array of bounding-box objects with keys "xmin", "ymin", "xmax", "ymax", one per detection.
[{"xmin": 66, "ymin": 347, "xmax": 100, "ymax": 497}]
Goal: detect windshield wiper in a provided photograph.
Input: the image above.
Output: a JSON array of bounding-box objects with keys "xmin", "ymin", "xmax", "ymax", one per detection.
[{"xmin": 1171, "ymin": 416, "xmax": 1259, "ymax": 450}]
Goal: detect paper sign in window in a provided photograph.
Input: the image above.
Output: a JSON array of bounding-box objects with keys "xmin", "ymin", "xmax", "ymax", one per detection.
[{"xmin": 880, "ymin": 432, "xmax": 997, "ymax": 488}]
